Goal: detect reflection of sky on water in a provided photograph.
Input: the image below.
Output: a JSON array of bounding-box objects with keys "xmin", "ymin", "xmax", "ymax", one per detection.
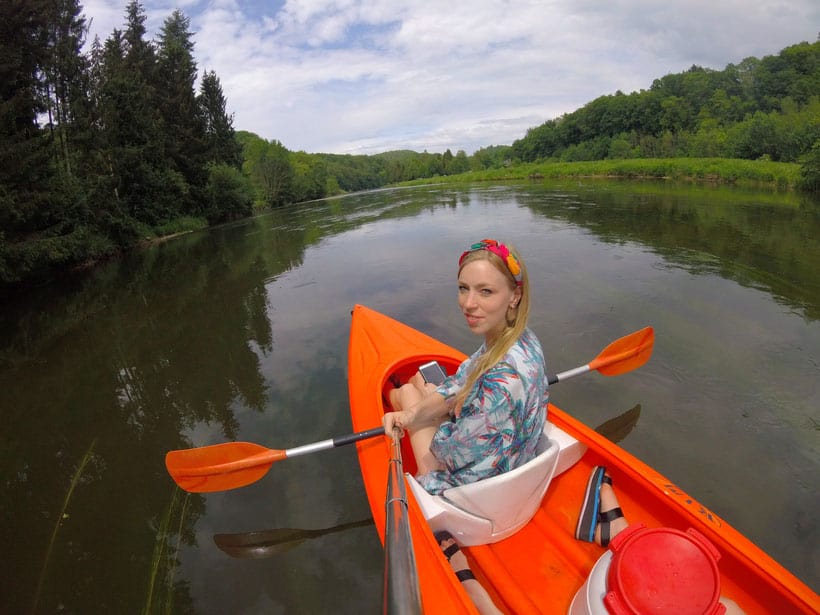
[
  {"xmin": 4, "ymin": 182, "xmax": 817, "ymax": 612},
  {"xmin": 184, "ymin": 185, "xmax": 819, "ymax": 601}
]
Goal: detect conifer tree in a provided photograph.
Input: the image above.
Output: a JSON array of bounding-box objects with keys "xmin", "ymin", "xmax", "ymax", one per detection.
[
  {"xmin": 103, "ymin": 1, "xmax": 186, "ymax": 226},
  {"xmin": 199, "ymin": 70, "xmax": 243, "ymax": 169},
  {"xmin": 0, "ymin": 0, "xmax": 53, "ymax": 245},
  {"xmin": 156, "ymin": 10, "xmax": 208, "ymax": 213},
  {"xmin": 42, "ymin": 0, "xmax": 89, "ymax": 179}
]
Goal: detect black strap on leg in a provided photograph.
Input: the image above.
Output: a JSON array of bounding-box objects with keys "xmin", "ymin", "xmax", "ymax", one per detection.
[
  {"xmin": 442, "ymin": 542, "xmax": 460, "ymax": 561},
  {"xmin": 598, "ymin": 506, "xmax": 624, "ymax": 548},
  {"xmin": 456, "ymin": 569, "xmax": 476, "ymax": 583},
  {"xmin": 599, "ymin": 507, "xmax": 623, "ymax": 523}
]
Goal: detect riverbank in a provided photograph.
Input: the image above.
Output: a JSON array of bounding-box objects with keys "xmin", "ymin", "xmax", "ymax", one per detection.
[
  {"xmin": 400, "ymin": 157, "xmax": 802, "ymax": 189},
  {"xmin": 75, "ymin": 217, "xmax": 208, "ymax": 271}
]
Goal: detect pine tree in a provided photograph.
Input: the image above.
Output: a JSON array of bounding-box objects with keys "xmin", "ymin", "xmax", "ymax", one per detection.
[
  {"xmin": 0, "ymin": 0, "xmax": 54, "ymax": 242},
  {"xmin": 101, "ymin": 1, "xmax": 186, "ymax": 227},
  {"xmin": 42, "ymin": 0, "xmax": 89, "ymax": 179},
  {"xmin": 156, "ymin": 9, "xmax": 208, "ymax": 214},
  {"xmin": 199, "ymin": 70, "xmax": 243, "ymax": 169}
]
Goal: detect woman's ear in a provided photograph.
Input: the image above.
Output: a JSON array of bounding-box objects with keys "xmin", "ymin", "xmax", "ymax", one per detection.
[{"xmin": 511, "ymin": 287, "xmax": 522, "ymax": 307}]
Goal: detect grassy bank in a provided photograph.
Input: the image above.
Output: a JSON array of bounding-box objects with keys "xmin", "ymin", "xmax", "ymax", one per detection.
[{"xmin": 401, "ymin": 158, "xmax": 802, "ymax": 189}]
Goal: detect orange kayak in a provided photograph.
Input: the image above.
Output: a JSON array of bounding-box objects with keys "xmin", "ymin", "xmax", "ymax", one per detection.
[{"xmin": 347, "ymin": 304, "xmax": 819, "ymax": 614}]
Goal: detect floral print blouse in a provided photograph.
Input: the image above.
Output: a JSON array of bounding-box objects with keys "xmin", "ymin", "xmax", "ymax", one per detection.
[{"xmin": 416, "ymin": 328, "xmax": 548, "ymax": 495}]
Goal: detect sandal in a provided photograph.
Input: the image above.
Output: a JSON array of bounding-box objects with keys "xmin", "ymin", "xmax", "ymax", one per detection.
[
  {"xmin": 434, "ymin": 530, "xmax": 477, "ymax": 582},
  {"xmin": 575, "ymin": 467, "xmax": 626, "ymax": 546},
  {"xmin": 597, "ymin": 475, "xmax": 624, "ymax": 547},
  {"xmin": 576, "ymin": 466, "xmax": 605, "ymax": 542}
]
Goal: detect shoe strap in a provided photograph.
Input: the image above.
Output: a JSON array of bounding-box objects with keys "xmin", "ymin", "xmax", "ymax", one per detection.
[
  {"xmin": 599, "ymin": 507, "xmax": 623, "ymax": 523},
  {"xmin": 442, "ymin": 542, "xmax": 460, "ymax": 561},
  {"xmin": 456, "ymin": 569, "xmax": 476, "ymax": 583},
  {"xmin": 601, "ymin": 519, "xmax": 611, "ymax": 547}
]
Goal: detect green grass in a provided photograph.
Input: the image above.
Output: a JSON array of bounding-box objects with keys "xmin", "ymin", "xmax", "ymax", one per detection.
[
  {"xmin": 401, "ymin": 158, "xmax": 802, "ymax": 189},
  {"xmin": 143, "ymin": 487, "xmax": 190, "ymax": 615},
  {"xmin": 32, "ymin": 438, "xmax": 98, "ymax": 614},
  {"xmin": 153, "ymin": 217, "xmax": 209, "ymax": 237}
]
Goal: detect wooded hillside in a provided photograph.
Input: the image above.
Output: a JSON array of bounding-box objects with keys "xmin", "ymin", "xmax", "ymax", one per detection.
[{"xmin": 510, "ymin": 39, "xmax": 820, "ymax": 168}]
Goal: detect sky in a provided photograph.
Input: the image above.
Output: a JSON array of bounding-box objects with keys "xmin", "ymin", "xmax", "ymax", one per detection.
[{"xmin": 80, "ymin": 0, "xmax": 820, "ymax": 156}]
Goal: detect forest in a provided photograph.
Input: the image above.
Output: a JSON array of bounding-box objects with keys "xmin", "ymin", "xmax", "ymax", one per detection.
[
  {"xmin": 509, "ymin": 42, "xmax": 820, "ymax": 167},
  {"xmin": 1, "ymin": 0, "xmax": 818, "ymax": 290}
]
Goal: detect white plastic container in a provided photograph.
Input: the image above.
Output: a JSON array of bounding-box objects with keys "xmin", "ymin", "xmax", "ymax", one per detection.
[{"xmin": 569, "ymin": 550, "xmax": 613, "ymax": 615}]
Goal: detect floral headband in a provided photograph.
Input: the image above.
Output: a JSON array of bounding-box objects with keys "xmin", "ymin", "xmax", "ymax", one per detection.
[{"xmin": 458, "ymin": 239, "xmax": 523, "ymax": 286}]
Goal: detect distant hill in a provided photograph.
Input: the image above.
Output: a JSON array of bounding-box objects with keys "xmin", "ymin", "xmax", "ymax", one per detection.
[{"xmin": 509, "ymin": 38, "xmax": 820, "ymax": 164}]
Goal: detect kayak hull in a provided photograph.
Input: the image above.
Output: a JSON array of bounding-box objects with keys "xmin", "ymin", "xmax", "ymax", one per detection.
[{"xmin": 347, "ymin": 304, "xmax": 819, "ymax": 614}]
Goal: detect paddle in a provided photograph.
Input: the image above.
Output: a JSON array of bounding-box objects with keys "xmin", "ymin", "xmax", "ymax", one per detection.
[
  {"xmin": 548, "ymin": 326, "xmax": 654, "ymax": 385},
  {"xmin": 210, "ymin": 402, "xmax": 642, "ymax": 558},
  {"xmin": 166, "ymin": 327, "xmax": 653, "ymax": 493},
  {"xmin": 594, "ymin": 403, "xmax": 641, "ymax": 443},
  {"xmin": 166, "ymin": 427, "xmax": 385, "ymax": 493},
  {"xmin": 213, "ymin": 518, "xmax": 375, "ymax": 558}
]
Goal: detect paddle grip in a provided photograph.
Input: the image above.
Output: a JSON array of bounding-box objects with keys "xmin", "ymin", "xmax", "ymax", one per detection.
[{"xmin": 333, "ymin": 426, "xmax": 385, "ymax": 448}]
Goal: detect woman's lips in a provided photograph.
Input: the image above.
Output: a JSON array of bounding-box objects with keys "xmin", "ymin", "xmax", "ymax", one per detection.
[{"xmin": 464, "ymin": 314, "xmax": 481, "ymax": 326}]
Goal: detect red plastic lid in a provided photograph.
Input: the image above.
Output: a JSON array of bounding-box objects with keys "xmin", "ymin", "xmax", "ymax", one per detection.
[{"xmin": 604, "ymin": 524, "xmax": 725, "ymax": 615}]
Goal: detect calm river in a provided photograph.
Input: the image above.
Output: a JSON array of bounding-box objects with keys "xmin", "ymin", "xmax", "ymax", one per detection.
[{"xmin": 1, "ymin": 181, "xmax": 818, "ymax": 613}]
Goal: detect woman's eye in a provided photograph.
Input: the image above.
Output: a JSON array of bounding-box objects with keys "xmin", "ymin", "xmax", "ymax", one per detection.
[{"xmin": 480, "ymin": 288, "xmax": 493, "ymax": 296}]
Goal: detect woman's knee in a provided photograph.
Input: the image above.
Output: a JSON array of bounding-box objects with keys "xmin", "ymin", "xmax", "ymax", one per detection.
[
  {"xmin": 408, "ymin": 372, "xmax": 427, "ymax": 388},
  {"xmin": 396, "ymin": 382, "xmax": 423, "ymax": 409}
]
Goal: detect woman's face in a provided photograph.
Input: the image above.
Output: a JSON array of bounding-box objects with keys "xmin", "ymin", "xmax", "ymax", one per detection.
[{"xmin": 458, "ymin": 259, "xmax": 521, "ymax": 343}]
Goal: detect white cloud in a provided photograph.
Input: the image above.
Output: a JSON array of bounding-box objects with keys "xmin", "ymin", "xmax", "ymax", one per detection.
[{"xmin": 81, "ymin": 0, "xmax": 819, "ymax": 154}]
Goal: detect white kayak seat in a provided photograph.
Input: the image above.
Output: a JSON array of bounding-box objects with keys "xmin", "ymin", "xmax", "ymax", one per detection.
[
  {"xmin": 544, "ymin": 419, "xmax": 587, "ymax": 477},
  {"xmin": 442, "ymin": 435, "xmax": 559, "ymax": 533},
  {"xmin": 406, "ymin": 421, "xmax": 587, "ymax": 546}
]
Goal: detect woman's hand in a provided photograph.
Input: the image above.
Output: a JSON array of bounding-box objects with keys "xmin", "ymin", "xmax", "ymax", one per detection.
[{"xmin": 383, "ymin": 408, "xmax": 413, "ymax": 437}]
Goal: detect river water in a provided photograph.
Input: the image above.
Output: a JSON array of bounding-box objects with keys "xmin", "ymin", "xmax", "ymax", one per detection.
[{"xmin": 1, "ymin": 180, "xmax": 818, "ymax": 613}]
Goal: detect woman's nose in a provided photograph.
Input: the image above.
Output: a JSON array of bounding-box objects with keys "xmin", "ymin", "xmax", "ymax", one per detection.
[{"xmin": 463, "ymin": 291, "xmax": 477, "ymax": 308}]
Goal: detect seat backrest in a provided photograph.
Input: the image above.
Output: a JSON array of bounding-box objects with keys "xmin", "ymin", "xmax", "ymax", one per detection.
[{"xmin": 441, "ymin": 435, "xmax": 559, "ymax": 535}]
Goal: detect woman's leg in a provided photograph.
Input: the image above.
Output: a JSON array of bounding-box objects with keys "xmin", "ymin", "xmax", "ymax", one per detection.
[
  {"xmin": 388, "ymin": 374, "xmax": 445, "ymax": 475},
  {"xmin": 594, "ymin": 479, "xmax": 628, "ymax": 545},
  {"xmin": 576, "ymin": 467, "xmax": 629, "ymax": 546},
  {"xmin": 436, "ymin": 532, "xmax": 502, "ymax": 615}
]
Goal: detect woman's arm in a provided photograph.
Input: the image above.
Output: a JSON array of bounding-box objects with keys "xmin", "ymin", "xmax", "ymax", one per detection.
[
  {"xmin": 382, "ymin": 381, "xmax": 450, "ymax": 436},
  {"xmin": 431, "ymin": 363, "xmax": 525, "ymax": 471}
]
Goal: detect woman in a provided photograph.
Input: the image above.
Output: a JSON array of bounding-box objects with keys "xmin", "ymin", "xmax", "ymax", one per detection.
[{"xmin": 383, "ymin": 238, "xmax": 548, "ymax": 495}]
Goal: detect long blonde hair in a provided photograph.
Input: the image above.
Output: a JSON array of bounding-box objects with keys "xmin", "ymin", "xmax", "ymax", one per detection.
[{"xmin": 452, "ymin": 243, "xmax": 531, "ymax": 412}]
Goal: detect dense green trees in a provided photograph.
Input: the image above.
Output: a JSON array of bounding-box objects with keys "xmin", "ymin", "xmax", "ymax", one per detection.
[
  {"xmin": 238, "ymin": 141, "xmax": 476, "ymax": 206},
  {"xmin": 510, "ymin": 39, "xmax": 820, "ymax": 174},
  {"xmin": 1, "ymin": 0, "xmax": 99, "ymax": 285},
  {"xmin": 0, "ymin": 0, "xmax": 247, "ymax": 288},
  {"xmin": 199, "ymin": 71, "xmax": 243, "ymax": 169}
]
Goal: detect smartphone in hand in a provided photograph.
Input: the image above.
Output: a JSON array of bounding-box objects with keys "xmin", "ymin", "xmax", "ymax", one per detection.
[{"xmin": 418, "ymin": 360, "xmax": 447, "ymax": 385}]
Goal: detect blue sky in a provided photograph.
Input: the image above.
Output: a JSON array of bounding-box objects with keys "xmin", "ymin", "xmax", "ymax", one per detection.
[{"xmin": 81, "ymin": 0, "xmax": 820, "ymax": 155}]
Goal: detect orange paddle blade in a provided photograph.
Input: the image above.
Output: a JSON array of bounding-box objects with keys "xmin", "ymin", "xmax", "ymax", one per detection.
[
  {"xmin": 588, "ymin": 326, "xmax": 654, "ymax": 376},
  {"xmin": 165, "ymin": 442, "xmax": 287, "ymax": 493}
]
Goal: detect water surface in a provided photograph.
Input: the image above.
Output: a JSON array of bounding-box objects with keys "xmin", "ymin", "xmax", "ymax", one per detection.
[{"xmin": 1, "ymin": 181, "xmax": 818, "ymax": 612}]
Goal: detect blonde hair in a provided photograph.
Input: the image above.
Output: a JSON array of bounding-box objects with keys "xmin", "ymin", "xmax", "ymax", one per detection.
[{"xmin": 452, "ymin": 243, "xmax": 531, "ymax": 412}]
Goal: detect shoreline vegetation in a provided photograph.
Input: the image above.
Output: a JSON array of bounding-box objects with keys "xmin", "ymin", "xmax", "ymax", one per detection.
[
  {"xmin": 2, "ymin": 0, "xmax": 818, "ymax": 292},
  {"xmin": 396, "ymin": 158, "xmax": 802, "ymax": 189}
]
